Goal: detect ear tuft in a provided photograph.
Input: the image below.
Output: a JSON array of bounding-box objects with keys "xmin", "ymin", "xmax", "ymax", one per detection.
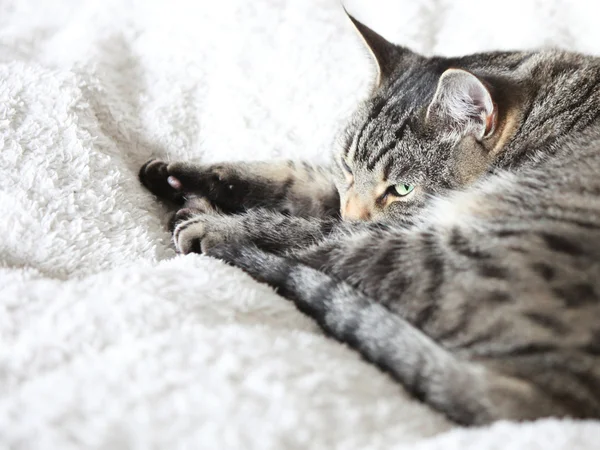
[{"xmin": 427, "ymin": 69, "xmax": 496, "ymax": 141}]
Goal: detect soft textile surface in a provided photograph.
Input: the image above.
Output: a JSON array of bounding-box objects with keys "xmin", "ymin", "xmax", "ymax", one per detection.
[{"xmin": 1, "ymin": 0, "xmax": 600, "ymax": 448}]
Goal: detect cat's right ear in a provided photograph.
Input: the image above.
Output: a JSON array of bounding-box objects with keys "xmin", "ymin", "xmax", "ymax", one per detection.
[
  {"xmin": 344, "ymin": 9, "xmax": 409, "ymax": 86},
  {"xmin": 426, "ymin": 68, "xmax": 497, "ymax": 142}
]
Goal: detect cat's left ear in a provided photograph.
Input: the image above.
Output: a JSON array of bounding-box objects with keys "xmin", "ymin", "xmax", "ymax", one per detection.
[
  {"xmin": 426, "ymin": 68, "xmax": 497, "ymax": 142},
  {"xmin": 345, "ymin": 10, "xmax": 411, "ymax": 86}
]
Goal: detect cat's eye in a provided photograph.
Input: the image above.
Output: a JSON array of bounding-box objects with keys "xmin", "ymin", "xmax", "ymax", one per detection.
[{"xmin": 391, "ymin": 183, "xmax": 415, "ymax": 197}]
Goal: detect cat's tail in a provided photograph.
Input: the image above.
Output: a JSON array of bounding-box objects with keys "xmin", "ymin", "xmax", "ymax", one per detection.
[{"xmin": 209, "ymin": 244, "xmax": 569, "ymax": 425}]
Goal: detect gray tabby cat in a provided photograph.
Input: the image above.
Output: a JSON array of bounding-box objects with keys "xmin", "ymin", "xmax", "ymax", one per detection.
[{"xmin": 139, "ymin": 13, "xmax": 600, "ymax": 425}]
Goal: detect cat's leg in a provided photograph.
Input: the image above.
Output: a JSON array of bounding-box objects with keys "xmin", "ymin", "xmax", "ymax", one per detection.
[
  {"xmin": 139, "ymin": 159, "xmax": 340, "ymax": 218},
  {"xmin": 170, "ymin": 200, "xmax": 376, "ymax": 255},
  {"xmin": 205, "ymin": 243, "xmax": 589, "ymax": 425},
  {"xmin": 172, "ymin": 209, "xmax": 340, "ymax": 254}
]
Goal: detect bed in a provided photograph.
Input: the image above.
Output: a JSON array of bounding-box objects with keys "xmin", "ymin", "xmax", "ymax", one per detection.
[{"xmin": 1, "ymin": 0, "xmax": 600, "ymax": 447}]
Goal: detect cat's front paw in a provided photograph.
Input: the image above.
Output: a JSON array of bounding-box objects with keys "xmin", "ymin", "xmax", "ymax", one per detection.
[
  {"xmin": 139, "ymin": 159, "xmax": 245, "ymax": 213},
  {"xmin": 167, "ymin": 197, "xmax": 217, "ymax": 232},
  {"xmin": 139, "ymin": 158, "xmax": 184, "ymax": 204},
  {"xmin": 173, "ymin": 214, "xmax": 237, "ymax": 254}
]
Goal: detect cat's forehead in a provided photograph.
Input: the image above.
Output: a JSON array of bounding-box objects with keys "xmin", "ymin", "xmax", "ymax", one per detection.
[{"xmin": 347, "ymin": 68, "xmax": 442, "ymax": 171}]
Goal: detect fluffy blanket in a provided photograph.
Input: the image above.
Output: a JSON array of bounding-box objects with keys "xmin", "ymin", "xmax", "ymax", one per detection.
[{"xmin": 1, "ymin": 0, "xmax": 599, "ymax": 448}]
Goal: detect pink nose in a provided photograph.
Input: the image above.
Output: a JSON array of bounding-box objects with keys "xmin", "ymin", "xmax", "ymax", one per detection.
[{"xmin": 342, "ymin": 196, "xmax": 372, "ymax": 221}]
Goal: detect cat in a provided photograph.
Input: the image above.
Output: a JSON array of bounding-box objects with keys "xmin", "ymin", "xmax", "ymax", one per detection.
[{"xmin": 139, "ymin": 12, "xmax": 600, "ymax": 425}]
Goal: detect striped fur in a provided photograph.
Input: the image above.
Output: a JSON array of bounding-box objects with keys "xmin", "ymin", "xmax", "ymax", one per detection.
[{"xmin": 139, "ymin": 14, "xmax": 600, "ymax": 424}]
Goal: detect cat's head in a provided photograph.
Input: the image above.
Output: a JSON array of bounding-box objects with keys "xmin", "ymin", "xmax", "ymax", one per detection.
[{"xmin": 333, "ymin": 13, "xmax": 576, "ymax": 222}]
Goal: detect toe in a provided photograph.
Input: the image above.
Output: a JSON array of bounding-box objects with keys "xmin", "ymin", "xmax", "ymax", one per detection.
[
  {"xmin": 168, "ymin": 208, "xmax": 200, "ymax": 232},
  {"xmin": 139, "ymin": 159, "xmax": 184, "ymax": 204},
  {"xmin": 167, "ymin": 176, "xmax": 182, "ymax": 190}
]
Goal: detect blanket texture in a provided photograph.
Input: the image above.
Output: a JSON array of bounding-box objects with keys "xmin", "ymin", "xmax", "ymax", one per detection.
[{"xmin": 1, "ymin": 0, "xmax": 600, "ymax": 448}]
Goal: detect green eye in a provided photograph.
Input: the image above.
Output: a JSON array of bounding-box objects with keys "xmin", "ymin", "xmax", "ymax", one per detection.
[{"xmin": 392, "ymin": 183, "xmax": 415, "ymax": 196}]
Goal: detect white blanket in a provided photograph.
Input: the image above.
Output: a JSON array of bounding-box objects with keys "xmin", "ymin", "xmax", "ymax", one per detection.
[{"xmin": 1, "ymin": 0, "xmax": 600, "ymax": 448}]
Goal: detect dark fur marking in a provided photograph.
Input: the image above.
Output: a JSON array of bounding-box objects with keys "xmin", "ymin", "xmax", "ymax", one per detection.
[
  {"xmin": 581, "ymin": 330, "xmax": 600, "ymax": 355},
  {"xmin": 292, "ymin": 277, "xmax": 335, "ymax": 318},
  {"xmin": 457, "ymin": 321, "xmax": 508, "ymax": 350},
  {"xmin": 412, "ymin": 302, "xmax": 438, "ymax": 331},
  {"xmin": 553, "ymin": 283, "xmax": 597, "ymax": 308},
  {"xmin": 496, "ymin": 342, "xmax": 558, "ymax": 357},
  {"xmin": 336, "ymin": 246, "xmax": 374, "ymax": 283},
  {"xmin": 495, "ymin": 229, "xmax": 521, "ymax": 238},
  {"xmin": 505, "ymin": 53, "xmax": 535, "ymax": 70},
  {"xmin": 541, "ymin": 233, "xmax": 584, "ymax": 256},
  {"xmin": 277, "ymin": 177, "xmax": 295, "ymax": 204},
  {"xmin": 477, "ymin": 264, "xmax": 510, "ymax": 280},
  {"xmin": 506, "ymin": 245, "xmax": 529, "ymax": 254},
  {"xmin": 421, "ymin": 232, "xmax": 445, "ymax": 306},
  {"xmin": 433, "ymin": 306, "xmax": 471, "ymax": 343},
  {"xmin": 355, "ymin": 98, "xmax": 388, "ymax": 163},
  {"xmin": 354, "ymin": 121, "xmax": 371, "ymax": 163},
  {"xmin": 370, "ymin": 245, "xmax": 399, "ymax": 274},
  {"xmin": 577, "ymin": 105, "xmax": 600, "ymax": 131},
  {"xmin": 548, "ymin": 81, "xmax": 597, "ymax": 123},
  {"xmin": 486, "ymin": 290, "xmax": 513, "ymax": 303},
  {"xmin": 531, "ymin": 262, "xmax": 556, "ymax": 281},
  {"xmin": 524, "ymin": 311, "xmax": 569, "ymax": 335},
  {"xmin": 525, "ymin": 365, "xmax": 600, "ymax": 417},
  {"xmin": 449, "ymin": 228, "xmax": 491, "ymax": 260},
  {"xmin": 404, "ymin": 353, "xmax": 428, "ymax": 402},
  {"xmin": 367, "ymin": 141, "xmax": 396, "ymax": 171},
  {"xmin": 382, "ymin": 157, "xmax": 395, "ymax": 181}
]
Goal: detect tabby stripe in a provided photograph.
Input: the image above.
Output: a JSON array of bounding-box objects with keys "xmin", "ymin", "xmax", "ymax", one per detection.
[
  {"xmin": 357, "ymin": 77, "xmax": 415, "ymax": 164},
  {"xmin": 353, "ymin": 121, "xmax": 372, "ymax": 163},
  {"xmin": 454, "ymin": 321, "xmax": 509, "ymax": 351},
  {"xmin": 553, "ymin": 82, "xmax": 597, "ymax": 117},
  {"xmin": 493, "ymin": 342, "xmax": 558, "ymax": 357},
  {"xmin": 412, "ymin": 302, "xmax": 439, "ymax": 332},
  {"xmin": 525, "ymin": 81, "xmax": 596, "ymax": 138},
  {"xmin": 521, "ymin": 213, "xmax": 600, "ymax": 231},
  {"xmin": 570, "ymin": 369, "xmax": 600, "ymax": 401},
  {"xmin": 367, "ymin": 119, "xmax": 410, "ymax": 170},
  {"xmin": 542, "ymin": 366, "xmax": 600, "ymax": 414},
  {"xmin": 553, "ymin": 283, "xmax": 596, "ymax": 308},
  {"xmin": 382, "ymin": 157, "xmax": 395, "ymax": 181},
  {"xmin": 576, "ymin": 105, "xmax": 600, "ymax": 131},
  {"xmin": 423, "ymin": 232, "xmax": 445, "ymax": 301},
  {"xmin": 524, "ymin": 311, "xmax": 569, "ymax": 335},
  {"xmin": 432, "ymin": 305, "xmax": 472, "ymax": 343},
  {"xmin": 530, "ymin": 262, "xmax": 556, "ymax": 281},
  {"xmin": 580, "ymin": 330, "xmax": 600, "ymax": 355},
  {"xmin": 355, "ymin": 98, "xmax": 388, "ymax": 162},
  {"xmin": 411, "ymin": 232, "xmax": 444, "ymax": 329},
  {"xmin": 486, "ymin": 290, "xmax": 513, "ymax": 303},
  {"xmin": 477, "ymin": 263, "xmax": 510, "ymax": 280},
  {"xmin": 367, "ymin": 141, "xmax": 396, "ymax": 171},
  {"xmin": 540, "ymin": 233, "xmax": 584, "ymax": 256},
  {"xmin": 449, "ymin": 228, "xmax": 491, "ymax": 260}
]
